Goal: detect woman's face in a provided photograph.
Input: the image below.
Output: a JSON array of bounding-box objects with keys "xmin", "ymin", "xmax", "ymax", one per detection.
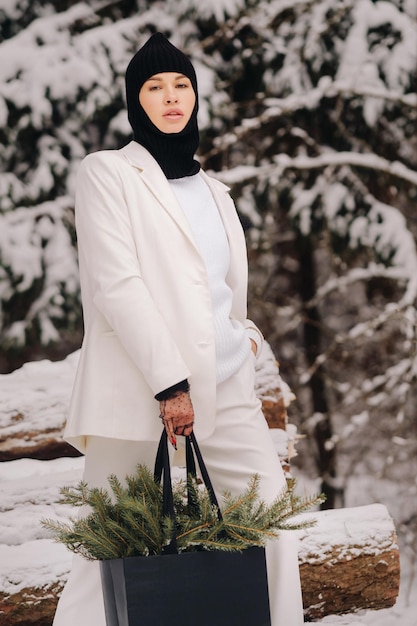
[{"xmin": 139, "ymin": 72, "xmax": 196, "ymax": 134}]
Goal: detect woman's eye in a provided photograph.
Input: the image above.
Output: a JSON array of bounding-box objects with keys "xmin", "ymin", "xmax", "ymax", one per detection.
[{"xmin": 176, "ymin": 82, "xmax": 188, "ymax": 88}]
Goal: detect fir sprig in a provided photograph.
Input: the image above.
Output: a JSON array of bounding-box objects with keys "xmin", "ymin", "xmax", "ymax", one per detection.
[{"xmin": 42, "ymin": 466, "xmax": 324, "ymax": 560}]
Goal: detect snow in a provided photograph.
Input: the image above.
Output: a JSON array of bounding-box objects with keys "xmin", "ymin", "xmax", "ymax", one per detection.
[
  {"xmin": 1, "ymin": 0, "xmax": 416, "ymax": 361},
  {"xmin": 336, "ymin": 0, "xmax": 417, "ymax": 126},
  {"xmin": 0, "ymin": 352, "xmax": 77, "ymax": 440},
  {"xmin": 298, "ymin": 503, "xmax": 397, "ymax": 564},
  {"xmin": 1, "ymin": 355, "xmax": 416, "ymax": 624}
]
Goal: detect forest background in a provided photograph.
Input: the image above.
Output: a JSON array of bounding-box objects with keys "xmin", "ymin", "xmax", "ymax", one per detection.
[{"xmin": 0, "ymin": 0, "xmax": 416, "ymax": 615}]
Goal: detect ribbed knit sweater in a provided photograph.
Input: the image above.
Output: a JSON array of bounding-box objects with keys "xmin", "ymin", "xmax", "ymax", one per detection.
[{"xmin": 169, "ymin": 173, "xmax": 251, "ymax": 383}]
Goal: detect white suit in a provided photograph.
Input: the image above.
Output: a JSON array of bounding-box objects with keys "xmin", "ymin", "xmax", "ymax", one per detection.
[{"xmin": 56, "ymin": 141, "xmax": 304, "ymax": 625}]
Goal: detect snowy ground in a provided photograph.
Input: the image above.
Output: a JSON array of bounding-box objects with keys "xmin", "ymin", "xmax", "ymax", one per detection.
[{"xmin": 0, "ymin": 354, "xmax": 416, "ymax": 624}]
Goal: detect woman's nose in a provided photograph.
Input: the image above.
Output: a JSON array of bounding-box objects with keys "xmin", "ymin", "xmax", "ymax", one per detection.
[{"xmin": 164, "ymin": 89, "xmax": 178, "ymax": 104}]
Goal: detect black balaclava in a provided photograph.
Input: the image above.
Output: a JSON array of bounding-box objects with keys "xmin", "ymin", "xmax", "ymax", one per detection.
[{"xmin": 125, "ymin": 32, "xmax": 200, "ymax": 179}]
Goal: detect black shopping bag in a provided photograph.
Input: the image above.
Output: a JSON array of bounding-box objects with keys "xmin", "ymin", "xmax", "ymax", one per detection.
[
  {"xmin": 101, "ymin": 544, "xmax": 270, "ymax": 626},
  {"xmin": 100, "ymin": 432, "xmax": 271, "ymax": 626}
]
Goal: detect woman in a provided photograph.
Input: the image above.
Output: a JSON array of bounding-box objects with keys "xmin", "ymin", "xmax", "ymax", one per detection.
[{"xmin": 54, "ymin": 32, "xmax": 304, "ymax": 625}]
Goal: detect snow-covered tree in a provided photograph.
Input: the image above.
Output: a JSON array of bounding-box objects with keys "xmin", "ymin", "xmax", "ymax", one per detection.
[
  {"xmin": 1, "ymin": 0, "xmax": 416, "ymax": 504},
  {"xmin": 190, "ymin": 0, "xmax": 417, "ymax": 504}
]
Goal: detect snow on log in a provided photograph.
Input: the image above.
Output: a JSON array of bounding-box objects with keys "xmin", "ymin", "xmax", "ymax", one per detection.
[
  {"xmin": 0, "ymin": 351, "xmax": 399, "ymax": 624},
  {"xmin": 0, "ymin": 454, "xmax": 400, "ymax": 626},
  {"xmin": 0, "ymin": 344, "xmax": 299, "ymax": 464},
  {"xmin": 0, "ymin": 353, "xmax": 79, "ymax": 461},
  {"xmin": 298, "ymin": 504, "xmax": 400, "ymax": 621}
]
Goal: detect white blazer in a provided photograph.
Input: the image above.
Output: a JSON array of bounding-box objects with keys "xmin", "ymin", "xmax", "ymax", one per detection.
[{"xmin": 64, "ymin": 141, "xmax": 262, "ymax": 453}]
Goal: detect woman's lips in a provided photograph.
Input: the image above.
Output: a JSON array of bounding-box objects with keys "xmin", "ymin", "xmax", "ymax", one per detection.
[{"xmin": 163, "ymin": 109, "xmax": 183, "ymax": 119}]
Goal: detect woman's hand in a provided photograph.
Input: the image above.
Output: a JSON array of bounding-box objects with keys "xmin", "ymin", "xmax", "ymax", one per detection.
[
  {"xmin": 250, "ymin": 338, "xmax": 257, "ymax": 356},
  {"xmin": 159, "ymin": 391, "xmax": 194, "ymax": 448}
]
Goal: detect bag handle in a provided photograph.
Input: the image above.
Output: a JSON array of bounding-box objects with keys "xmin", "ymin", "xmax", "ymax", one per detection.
[{"xmin": 154, "ymin": 430, "xmax": 222, "ymax": 553}]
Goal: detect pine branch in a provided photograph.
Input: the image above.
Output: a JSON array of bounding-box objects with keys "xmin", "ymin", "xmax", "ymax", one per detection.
[
  {"xmin": 57, "ymin": 481, "xmax": 91, "ymax": 507},
  {"xmin": 42, "ymin": 466, "xmax": 325, "ymax": 559}
]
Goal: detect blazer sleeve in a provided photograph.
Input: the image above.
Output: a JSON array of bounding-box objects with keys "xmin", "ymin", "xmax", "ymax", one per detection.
[{"xmin": 74, "ymin": 152, "xmax": 191, "ymax": 395}]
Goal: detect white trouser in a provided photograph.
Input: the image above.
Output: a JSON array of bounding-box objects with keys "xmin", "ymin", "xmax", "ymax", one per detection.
[{"xmin": 53, "ymin": 354, "xmax": 304, "ymax": 625}]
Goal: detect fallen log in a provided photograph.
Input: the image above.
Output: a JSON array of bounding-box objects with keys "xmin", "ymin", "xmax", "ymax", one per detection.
[
  {"xmin": 0, "ymin": 344, "xmax": 298, "ymax": 463},
  {"xmin": 0, "ymin": 354, "xmax": 80, "ymax": 461},
  {"xmin": 299, "ymin": 504, "xmax": 400, "ymax": 621},
  {"xmin": 0, "ymin": 454, "xmax": 400, "ymax": 626},
  {"xmin": 0, "ymin": 350, "xmax": 400, "ymax": 623}
]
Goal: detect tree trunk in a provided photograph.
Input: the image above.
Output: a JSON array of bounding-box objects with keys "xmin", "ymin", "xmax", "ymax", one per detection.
[{"xmin": 297, "ymin": 234, "xmax": 339, "ymax": 509}]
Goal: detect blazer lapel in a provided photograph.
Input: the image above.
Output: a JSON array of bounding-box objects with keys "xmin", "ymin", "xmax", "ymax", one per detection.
[
  {"xmin": 199, "ymin": 170, "xmax": 232, "ymax": 231},
  {"xmin": 120, "ymin": 142, "xmax": 243, "ymax": 277},
  {"xmin": 199, "ymin": 170, "xmax": 248, "ymax": 298},
  {"xmin": 120, "ymin": 141, "xmax": 197, "ymax": 245}
]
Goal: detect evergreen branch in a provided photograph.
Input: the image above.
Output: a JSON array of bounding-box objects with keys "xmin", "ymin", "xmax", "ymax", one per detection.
[
  {"xmin": 57, "ymin": 481, "xmax": 91, "ymax": 507},
  {"xmin": 42, "ymin": 466, "xmax": 324, "ymax": 560},
  {"xmin": 183, "ymin": 536, "xmax": 256, "ymax": 552},
  {"xmin": 175, "ymin": 521, "xmax": 213, "ymax": 542}
]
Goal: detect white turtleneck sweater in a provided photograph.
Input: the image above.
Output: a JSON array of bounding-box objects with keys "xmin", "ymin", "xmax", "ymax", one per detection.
[{"xmin": 169, "ymin": 173, "xmax": 251, "ymax": 384}]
